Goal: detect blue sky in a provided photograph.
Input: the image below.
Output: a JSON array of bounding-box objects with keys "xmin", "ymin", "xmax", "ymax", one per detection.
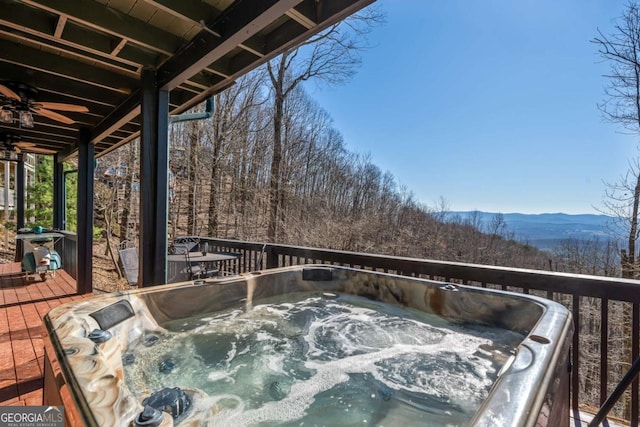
[{"xmin": 308, "ymin": 0, "xmax": 639, "ymax": 215}]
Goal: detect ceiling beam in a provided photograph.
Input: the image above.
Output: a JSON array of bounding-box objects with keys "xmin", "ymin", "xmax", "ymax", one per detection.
[
  {"xmin": 110, "ymin": 38, "xmax": 128, "ymax": 56},
  {"xmin": 141, "ymin": 0, "xmax": 220, "ymax": 24},
  {"xmin": 0, "ymin": 20, "xmax": 144, "ymax": 72},
  {"xmin": 157, "ymin": 0, "xmax": 302, "ymax": 91},
  {"xmin": 285, "ymin": 9, "xmax": 315, "ymax": 29},
  {"xmin": 143, "ymin": 0, "xmax": 266, "ymax": 58},
  {"xmin": 90, "ymin": 89, "xmax": 141, "ymax": 145},
  {"xmin": 2, "ymin": 1, "xmax": 230, "ymax": 81},
  {"xmin": 0, "ymin": 39, "xmax": 137, "ymax": 94},
  {"xmin": 88, "ymin": 0, "xmax": 303, "ymax": 144},
  {"xmin": 21, "ymin": 0, "xmax": 184, "ymax": 55},
  {"xmin": 53, "ymin": 15, "xmax": 66, "ymax": 38},
  {"xmin": 0, "ymin": 28, "xmax": 140, "ymax": 78},
  {"xmin": 168, "ymin": 0, "xmax": 373, "ymax": 114},
  {"xmin": 0, "ymin": 125, "xmax": 78, "ymax": 143},
  {"xmin": 0, "ymin": 61, "xmax": 128, "ymax": 107}
]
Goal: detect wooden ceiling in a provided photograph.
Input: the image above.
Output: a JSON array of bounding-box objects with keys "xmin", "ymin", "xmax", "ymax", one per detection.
[{"xmin": 0, "ymin": 0, "xmax": 374, "ymax": 158}]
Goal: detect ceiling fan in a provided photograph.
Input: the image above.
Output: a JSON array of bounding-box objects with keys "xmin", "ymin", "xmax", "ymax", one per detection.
[
  {"xmin": 0, "ymin": 81, "xmax": 88, "ymax": 127},
  {"xmin": 0, "ymin": 132, "xmax": 56, "ymax": 156}
]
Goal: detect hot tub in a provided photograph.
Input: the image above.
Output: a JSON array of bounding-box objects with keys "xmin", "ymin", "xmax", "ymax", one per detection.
[{"xmin": 43, "ymin": 265, "xmax": 572, "ymax": 426}]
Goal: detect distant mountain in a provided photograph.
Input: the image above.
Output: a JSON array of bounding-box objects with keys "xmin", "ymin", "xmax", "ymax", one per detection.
[{"xmin": 446, "ymin": 211, "xmax": 617, "ymax": 251}]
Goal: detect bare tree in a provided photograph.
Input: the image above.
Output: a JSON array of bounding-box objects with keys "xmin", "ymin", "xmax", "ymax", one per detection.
[
  {"xmin": 119, "ymin": 139, "xmax": 137, "ymax": 244},
  {"xmin": 266, "ymin": 7, "xmax": 383, "ymax": 242},
  {"xmin": 600, "ymin": 159, "xmax": 640, "ymax": 277},
  {"xmin": 206, "ymin": 72, "xmax": 266, "ymax": 236},
  {"xmin": 594, "ymin": 2, "xmax": 640, "ymax": 278}
]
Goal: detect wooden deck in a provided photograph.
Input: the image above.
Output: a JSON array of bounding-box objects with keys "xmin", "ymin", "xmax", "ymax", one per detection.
[{"xmin": 0, "ymin": 262, "xmax": 89, "ymax": 406}]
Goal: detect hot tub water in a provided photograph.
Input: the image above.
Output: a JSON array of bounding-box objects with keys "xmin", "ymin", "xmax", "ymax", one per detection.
[{"xmin": 123, "ymin": 292, "xmax": 523, "ymax": 426}]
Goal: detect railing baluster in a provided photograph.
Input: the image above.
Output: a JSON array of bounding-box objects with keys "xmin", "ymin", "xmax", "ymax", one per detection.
[
  {"xmin": 195, "ymin": 237, "xmax": 640, "ymax": 424},
  {"xmin": 633, "ymin": 303, "xmax": 639, "ymax": 427},
  {"xmin": 601, "ymin": 298, "xmax": 608, "ymax": 406},
  {"xmin": 573, "ymin": 294, "xmax": 580, "ymax": 411}
]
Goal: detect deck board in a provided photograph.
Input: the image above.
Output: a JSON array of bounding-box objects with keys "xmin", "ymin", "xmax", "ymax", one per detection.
[{"xmin": 0, "ymin": 263, "xmax": 90, "ymax": 406}]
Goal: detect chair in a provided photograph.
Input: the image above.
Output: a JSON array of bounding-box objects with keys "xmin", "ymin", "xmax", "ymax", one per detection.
[
  {"xmin": 172, "ymin": 236, "xmax": 200, "ymax": 252},
  {"xmin": 169, "ymin": 244, "xmax": 203, "ymax": 280},
  {"xmin": 118, "ymin": 240, "xmax": 138, "ymax": 285}
]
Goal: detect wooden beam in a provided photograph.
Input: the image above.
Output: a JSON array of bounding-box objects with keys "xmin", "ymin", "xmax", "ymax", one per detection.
[
  {"xmin": 21, "ymin": 0, "xmax": 183, "ymax": 55},
  {"xmin": 159, "ymin": 0, "xmax": 373, "ymax": 113},
  {"xmin": 286, "ymin": 9, "xmax": 315, "ymax": 29},
  {"xmin": 85, "ymin": 76, "xmax": 215, "ymax": 148},
  {"xmin": 158, "ymin": 0, "xmax": 302, "ymax": 91},
  {"xmin": 54, "ymin": 15, "xmax": 67, "ymax": 38},
  {"xmin": 141, "ymin": 0, "xmax": 219, "ymax": 24},
  {"xmin": 90, "ymin": 90, "xmax": 141, "ymax": 144},
  {"xmin": 0, "ymin": 39, "xmax": 137, "ymax": 94},
  {"xmin": 142, "ymin": 0, "xmax": 267, "ymax": 58},
  {"xmin": 110, "ymin": 38, "xmax": 128, "ymax": 56},
  {"xmin": 0, "ymin": 13, "xmax": 144, "ymax": 73}
]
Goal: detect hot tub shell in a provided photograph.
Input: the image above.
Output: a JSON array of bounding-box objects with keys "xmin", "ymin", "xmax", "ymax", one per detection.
[{"xmin": 43, "ymin": 265, "xmax": 572, "ymax": 426}]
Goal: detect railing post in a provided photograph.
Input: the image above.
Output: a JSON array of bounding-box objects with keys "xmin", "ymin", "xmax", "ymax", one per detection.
[
  {"xmin": 14, "ymin": 159, "xmax": 24, "ymax": 262},
  {"xmin": 266, "ymin": 245, "xmax": 279, "ymax": 269}
]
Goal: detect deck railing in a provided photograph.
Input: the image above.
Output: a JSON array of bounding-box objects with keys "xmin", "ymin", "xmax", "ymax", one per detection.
[
  {"xmin": 197, "ymin": 236, "xmax": 640, "ymax": 425},
  {"xmin": 56, "ymin": 231, "xmax": 77, "ymax": 280}
]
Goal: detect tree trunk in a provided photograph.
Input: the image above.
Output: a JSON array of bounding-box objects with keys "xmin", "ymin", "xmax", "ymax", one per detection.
[
  {"xmin": 187, "ymin": 122, "xmax": 199, "ymax": 235},
  {"xmin": 119, "ymin": 141, "xmax": 135, "ymax": 244},
  {"xmin": 623, "ymin": 174, "xmax": 640, "ymax": 278},
  {"xmin": 268, "ymin": 62, "xmax": 285, "ymax": 242},
  {"xmin": 207, "ymin": 94, "xmax": 223, "ymax": 236}
]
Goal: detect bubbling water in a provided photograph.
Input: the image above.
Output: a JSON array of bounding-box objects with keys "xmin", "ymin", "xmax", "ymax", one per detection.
[{"xmin": 123, "ymin": 292, "xmax": 523, "ymax": 426}]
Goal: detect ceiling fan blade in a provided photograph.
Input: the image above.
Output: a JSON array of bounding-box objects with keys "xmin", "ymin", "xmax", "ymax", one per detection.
[
  {"xmin": 14, "ymin": 141, "xmax": 36, "ymax": 148},
  {"xmin": 0, "ymin": 84, "xmax": 20, "ymax": 101},
  {"xmin": 34, "ymin": 108, "xmax": 75, "ymax": 124},
  {"xmin": 27, "ymin": 147, "xmax": 56, "ymax": 154},
  {"xmin": 36, "ymin": 102, "xmax": 88, "ymax": 112},
  {"xmin": 13, "ymin": 146, "xmax": 21, "ymax": 154}
]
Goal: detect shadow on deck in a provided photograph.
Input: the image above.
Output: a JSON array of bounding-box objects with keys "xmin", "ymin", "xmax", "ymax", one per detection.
[{"xmin": 0, "ymin": 262, "xmax": 90, "ymax": 406}]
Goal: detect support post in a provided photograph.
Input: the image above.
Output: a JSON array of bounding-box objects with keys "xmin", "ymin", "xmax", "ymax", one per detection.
[
  {"xmin": 4, "ymin": 161, "xmax": 9, "ymax": 221},
  {"xmin": 53, "ymin": 155, "xmax": 64, "ymax": 230},
  {"xmin": 4, "ymin": 161, "xmax": 9, "ymax": 256},
  {"xmin": 14, "ymin": 160, "xmax": 24, "ymax": 262},
  {"xmin": 139, "ymin": 67, "xmax": 169, "ymax": 287},
  {"xmin": 77, "ymin": 131, "xmax": 94, "ymax": 294}
]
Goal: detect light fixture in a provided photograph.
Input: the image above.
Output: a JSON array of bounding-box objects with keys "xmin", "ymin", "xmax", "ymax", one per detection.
[
  {"xmin": 1, "ymin": 150, "xmax": 21, "ymax": 162},
  {"xmin": 0, "ymin": 109, "xmax": 12, "ymax": 123},
  {"xmin": 19, "ymin": 110, "xmax": 34, "ymax": 128}
]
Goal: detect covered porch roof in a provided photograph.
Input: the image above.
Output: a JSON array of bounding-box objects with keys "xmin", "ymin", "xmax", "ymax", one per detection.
[
  {"xmin": 0, "ymin": 0, "xmax": 372, "ymax": 157},
  {"xmin": 0, "ymin": 0, "xmax": 375, "ymax": 291}
]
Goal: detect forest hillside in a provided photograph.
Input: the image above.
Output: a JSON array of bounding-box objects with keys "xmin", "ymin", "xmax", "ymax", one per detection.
[{"xmin": 85, "ymin": 69, "xmax": 619, "ymax": 286}]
